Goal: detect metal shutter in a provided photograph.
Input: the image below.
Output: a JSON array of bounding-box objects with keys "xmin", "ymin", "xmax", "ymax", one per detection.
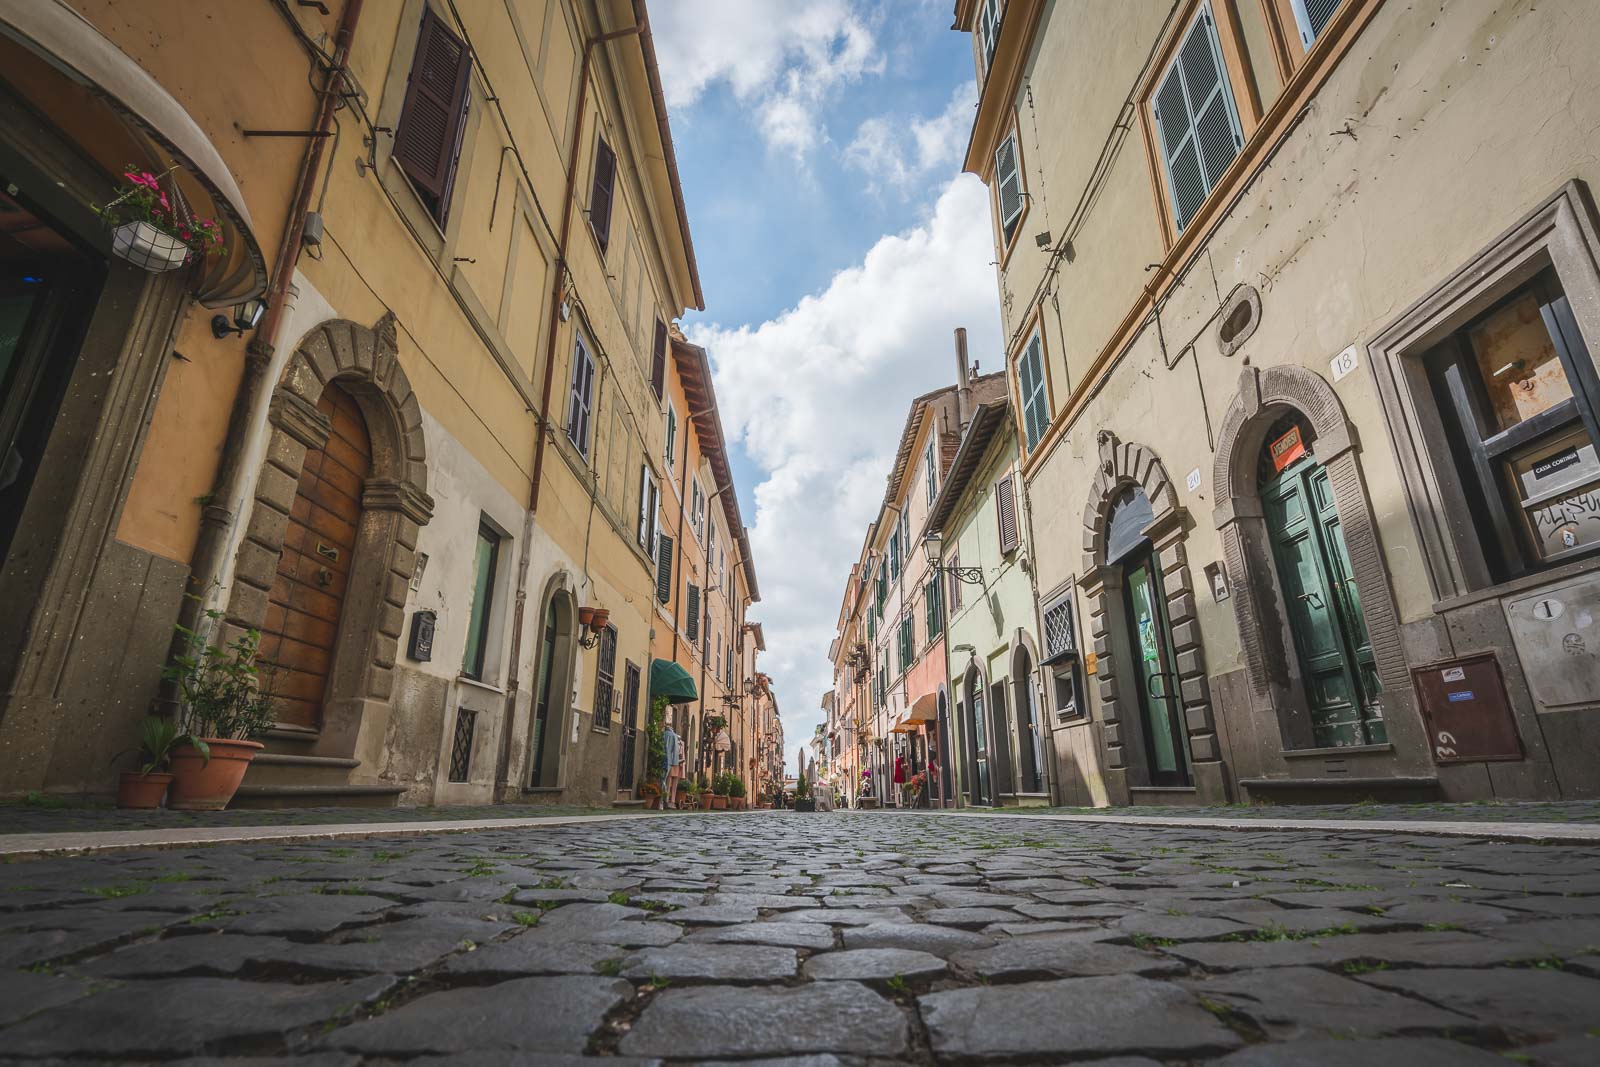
[
  {"xmin": 655, "ymin": 533, "xmax": 674, "ymax": 603},
  {"xmin": 590, "ymin": 135, "xmax": 617, "ymax": 253},
  {"xmin": 996, "ymin": 474, "xmax": 1020, "ymax": 554},
  {"xmin": 394, "ymin": 7, "xmax": 472, "ymax": 216},
  {"xmin": 1151, "ymin": 1, "xmax": 1243, "ymax": 232}
]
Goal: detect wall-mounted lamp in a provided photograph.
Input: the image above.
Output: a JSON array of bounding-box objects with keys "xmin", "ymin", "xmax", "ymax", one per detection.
[
  {"xmin": 921, "ymin": 531, "xmax": 986, "ymax": 586},
  {"xmin": 211, "ymin": 297, "xmax": 267, "ymax": 340},
  {"xmin": 576, "ymin": 605, "xmax": 611, "ymax": 649}
]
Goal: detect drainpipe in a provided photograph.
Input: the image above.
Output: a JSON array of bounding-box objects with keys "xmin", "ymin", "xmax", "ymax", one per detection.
[
  {"xmin": 954, "ymin": 327, "xmax": 972, "ymax": 431},
  {"xmin": 496, "ymin": 17, "xmax": 641, "ymax": 795},
  {"xmin": 171, "ymin": 0, "xmax": 363, "ymax": 672}
]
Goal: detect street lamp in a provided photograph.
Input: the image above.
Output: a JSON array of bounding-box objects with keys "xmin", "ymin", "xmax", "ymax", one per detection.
[{"xmin": 922, "ymin": 530, "xmax": 985, "ymax": 586}]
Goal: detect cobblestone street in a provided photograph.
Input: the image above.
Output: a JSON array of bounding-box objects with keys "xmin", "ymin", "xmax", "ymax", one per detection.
[{"xmin": 3, "ymin": 812, "xmax": 1599, "ymax": 1064}]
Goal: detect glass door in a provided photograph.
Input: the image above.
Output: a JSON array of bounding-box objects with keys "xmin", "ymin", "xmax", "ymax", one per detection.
[
  {"xmin": 1123, "ymin": 551, "xmax": 1190, "ymax": 785},
  {"xmin": 528, "ymin": 601, "xmax": 558, "ymax": 786}
]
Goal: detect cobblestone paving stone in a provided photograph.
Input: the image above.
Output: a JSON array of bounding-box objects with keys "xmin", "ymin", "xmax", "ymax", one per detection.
[{"xmin": 1, "ymin": 811, "xmax": 1598, "ymax": 1063}]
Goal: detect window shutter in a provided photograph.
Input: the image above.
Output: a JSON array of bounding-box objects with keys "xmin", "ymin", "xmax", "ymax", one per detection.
[
  {"xmin": 655, "ymin": 533, "xmax": 674, "ymax": 604},
  {"xmin": 996, "ymin": 474, "xmax": 1019, "ymax": 554},
  {"xmin": 590, "ymin": 135, "xmax": 617, "ymax": 253},
  {"xmin": 394, "ymin": 7, "xmax": 472, "ymax": 209},
  {"xmin": 1151, "ymin": 2, "xmax": 1243, "ymax": 232},
  {"xmin": 650, "ymin": 319, "xmax": 668, "ymax": 400},
  {"xmin": 685, "ymin": 583, "xmax": 700, "ymax": 642},
  {"xmin": 665, "ymin": 406, "xmax": 676, "ymax": 465},
  {"xmin": 567, "ymin": 338, "xmax": 594, "ymax": 455},
  {"xmin": 995, "ymin": 135, "xmax": 1023, "ymax": 240},
  {"xmin": 637, "ymin": 466, "xmax": 658, "ymax": 551},
  {"xmin": 1018, "ymin": 335, "xmax": 1049, "ymax": 451},
  {"xmin": 1292, "ymin": 0, "xmax": 1343, "ymax": 49}
]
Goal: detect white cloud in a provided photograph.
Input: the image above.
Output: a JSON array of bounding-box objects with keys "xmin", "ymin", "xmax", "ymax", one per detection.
[
  {"xmin": 690, "ymin": 175, "xmax": 1003, "ymax": 767},
  {"xmin": 845, "ymin": 82, "xmax": 977, "ymax": 191},
  {"xmin": 650, "ymin": 0, "xmax": 883, "ymax": 159}
]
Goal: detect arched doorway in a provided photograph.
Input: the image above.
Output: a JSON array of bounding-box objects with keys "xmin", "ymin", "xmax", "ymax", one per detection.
[
  {"xmin": 935, "ymin": 688, "xmax": 953, "ymax": 806},
  {"xmin": 527, "ymin": 585, "xmax": 575, "ymax": 788},
  {"xmin": 1011, "ymin": 645, "xmax": 1045, "ymax": 795},
  {"xmin": 1257, "ymin": 411, "xmax": 1385, "ymax": 747},
  {"xmin": 258, "ymin": 383, "xmax": 370, "ymax": 729},
  {"xmin": 961, "ymin": 666, "xmax": 992, "ymax": 805},
  {"xmin": 1108, "ymin": 484, "xmax": 1191, "ymax": 786}
]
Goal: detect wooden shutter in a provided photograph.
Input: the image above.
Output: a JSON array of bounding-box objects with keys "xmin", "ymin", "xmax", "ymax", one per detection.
[
  {"xmin": 590, "ymin": 135, "xmax": 617, "ymax": 254},
  {"xmin": 655, "ymin": 533, "xmax": 674, "ymax": 603},
  {"xmin": 685, "ymin": 583, "xmax": 700, "ymax": 641},
  {"xmin": 638, "ymin": 466, "xmax": 658, "ymax": 551},
  {"xmin": 995, "ymin": 135, "xmax": 1023, "ymax": 239},
  {"xmin": 996, "ymin": 474, "xmax": 1020, "ymax": 554},
  {"xmin": 1151, "ymin": 1, "xmax": 1243, "ymax": 232},
  {"xmin": 1018, "ymin": 336, "xmax": 1048, "ymax": 451},
  {"xmin": 394, "ymin": 7, "xmax": 471, "ymax": 213},
  {"xmin": 1292, "ymin": 0, "xmax": 1343, "ymax": 49},
  {"xmin": 650, "ymin": 319, "xmax": 668, "ymax": 400},
  {"xmin": 567, "ymin": 338, "xmax": 594, "ymax": 455}
]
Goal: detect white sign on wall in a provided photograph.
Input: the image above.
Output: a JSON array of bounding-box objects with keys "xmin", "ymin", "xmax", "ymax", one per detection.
[
  {"xmin": 1186, "ymin": 467, "xmax": 1202, "ymax": 493},
  {"xmin": 1330, "ymin": 345, "xmax": 1360, "ymax": 383}
]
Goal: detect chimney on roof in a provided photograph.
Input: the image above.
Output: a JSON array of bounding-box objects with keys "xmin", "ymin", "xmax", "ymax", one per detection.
[{"xmin": 954, "ymin": 327, "xmax": 972, "ymax": 430}]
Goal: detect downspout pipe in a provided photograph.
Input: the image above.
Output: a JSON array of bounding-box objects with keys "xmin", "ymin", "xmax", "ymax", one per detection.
[
  {"xmin": 497, "ymin": 18, "xmax": 641, "ymax": 795},
  {"xmin": 176, "ymin": 0, "xmax": 363, "ymax": 649}
]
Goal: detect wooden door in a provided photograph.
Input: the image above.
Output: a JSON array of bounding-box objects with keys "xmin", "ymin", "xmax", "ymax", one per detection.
[
  {"xmin": 260, "ymin": 385, "xmax": 370, "ymax": 729},
  {"xmin": 1263, "ymin": 458, "xmax": 1385, "ymax": 747}
]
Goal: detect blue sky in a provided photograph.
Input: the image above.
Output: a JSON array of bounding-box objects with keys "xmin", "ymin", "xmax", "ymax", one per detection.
[{"xmin": 651, "ymin": 1, "xmax": 1005, "ymax": 767}]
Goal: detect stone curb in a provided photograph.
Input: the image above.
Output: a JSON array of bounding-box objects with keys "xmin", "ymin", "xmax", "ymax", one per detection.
[
  {"xmin": 0, "ymin": 810, "xmax": 702, "ymax": 861},
  {"xmin": 921, "ymin": 808, "xmax": 1600, "ymax": 845}
]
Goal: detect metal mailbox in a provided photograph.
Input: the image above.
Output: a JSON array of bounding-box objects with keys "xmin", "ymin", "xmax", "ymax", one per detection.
[{"xmin": 1410, "ymin": 652, "xmax": 1522, "ymax": 764}]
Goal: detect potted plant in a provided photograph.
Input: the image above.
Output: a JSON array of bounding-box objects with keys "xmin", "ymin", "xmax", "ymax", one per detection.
[
  {"xmin": 728, "ymin": 775, "xmax": 747, "ymax": 810},
  {"xmin": 680, "ymin": 778, "xmax": 699, "ymax": 811},
  {"xmin": 116, "ymin": 715, "xmax": 181, "ymax": 809},
  {"xmin": 640, "ymin": 780, "xmax": 663, "ymax": 810},
  {"xmin": 711, "ymin": 771, "xmax": 730, "ymax": 810},
  {"xmin": 163, "ymin": 613, "xmax": 278, "ymax": 811},
  {"xmin": 697, "ymin": 771, "xmax": 715, "ymax": 810},
  {"xmin": 794, "ymin": 775, "xmax": 816, "ymax": 812},
  {"xmin": 96, "ymin": 165, "xmax": 224, "ymax": 272}
]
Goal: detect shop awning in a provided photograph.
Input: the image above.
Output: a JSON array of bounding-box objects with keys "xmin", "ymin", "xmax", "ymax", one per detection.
[
  {"xmin": 649, "ymin": 659, "xmax": 698, "ymax": 705},
  {"xmin": 0, "ymin": 0, "xmax": 266, "ymax": 305}
]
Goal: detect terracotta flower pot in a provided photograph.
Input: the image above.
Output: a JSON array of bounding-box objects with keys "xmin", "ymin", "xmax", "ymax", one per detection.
[
  {"xmin": 712, "ymin": 794, "xmax": 728, "ymax": 810},
  {"xmin": 698, "ymin": 793, "xmax": 714, "ymax": 810},
  {"xmin": 117, "ymin": 771, "xmax": 173, "ymax": 810},
  {"xmin": 589, "ymin": 608, "xmax": 610, "ymax": 630},
  {"xmin": 168, "ymin": 739, "xmax": 263, "ymax": 811}
]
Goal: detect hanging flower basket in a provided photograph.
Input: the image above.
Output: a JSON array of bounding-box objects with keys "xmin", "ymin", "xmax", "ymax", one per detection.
[
  {"xmin": 96, "ymin": 165, "xmax": 223, "ymax": 273},
  {"xmin": 110, "ymin": 221, "xmax": 191, "ymax": 272}
]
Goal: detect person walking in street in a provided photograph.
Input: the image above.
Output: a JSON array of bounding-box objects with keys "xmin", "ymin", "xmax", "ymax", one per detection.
[
  {"xmin": 893, "ymin": 750, "xmax": 908, "ymax": 808},
  {"xmin": 662, "ymin": 722, "xmax": 683, "ymax": 809}
]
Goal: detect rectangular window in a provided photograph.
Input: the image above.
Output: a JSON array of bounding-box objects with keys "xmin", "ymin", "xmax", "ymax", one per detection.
[
  {"xmin": 566, "ymin": 334, "xmax": 595, "ymax": 457},
  {"xmin": 637, "ymin": 465, "xmax": 659, "ymax": 553},
  {"xmin": 593, "ymin": 624, "xmax": 617, "ymax": 729},
  {"xmin": 1042, "ymin": 592, "xmax": 1077, "ymax": 664},
  {"xmin": 995, "ymin": 133, "xmax": 1024, "ymax": 245},
  {"xmin": 394, "ymin": 6, "xmax": 471, "ymax": 226},
  {"xmin": 685, "ymin": 582, "xmax": 701, "ymax": 642},
  {"xmin": 709, "ymin": 515, "xmax": 718, "ymax": 557},
  {"xmin": 1150, "ymin": 1, "xmax": 1245, "ymax": 233},
  {"xmin": 948, "ymin": 552, "xmax": 964, "ymax": 612},
  {"xmin": 1017, "ymin": 334, "xmax": 1050, "ymax": 451},
  {"xmin": 462, "ymin": 521, "xmax": 500, "ymax": 681},
  {"xmin": 590, "ymin": 134, "xmax": 617, "ymax": 254},
  {"xmin": 690, "ymin": 477, "xmax": 707, "ymax": 540},
  {"xmin": 925, "ymin": 439, "xmax": 938, "ymax": 503},
  {"xmin": 888, "ymin": 525, "xmax": 901, "ymax": 580},
  {"xmin": 1425, "ymin": 269, "xmax": 1600, "ymax": 580},
  {"xmin": 447, "ymin": 708, "xmax": 477, "ymax": 783},
  {"xmin": 1290, "ymin": 0, "xmax": 1343, "ymax": 50},
  {"xmin": 665, "ymin": 405, "xmax": 677, "ymax": 467},
  {"xmin": 650, "ymin": 318, "xmax": 668, "ymax": 400},
  {"xmin": 996, "ymin": 473, "xmax": 1020, "ymax": 554},
  {"xmin": 977, "ymin": 0, "xmax": 1004, "ymax": 73},
  {"xmin": 925, "ymin": 577, "xmax": 944, "ymax": 639},
  {"xmin": 655, "ymin": 532, "xmax": 674, "ymax": 604}
]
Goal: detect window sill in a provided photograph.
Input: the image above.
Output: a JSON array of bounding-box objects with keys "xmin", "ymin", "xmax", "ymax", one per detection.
[
  {"xmin": 456, "ymin": 675, "xmax": 504, "ymax": 695},
  {"xmin": 1282, "ymin": 743, "xmax": 1393, "ymax": 761},
  {"xmin": 1432, "ymin": 553, "xmax": 1600, "ymax": 615}
]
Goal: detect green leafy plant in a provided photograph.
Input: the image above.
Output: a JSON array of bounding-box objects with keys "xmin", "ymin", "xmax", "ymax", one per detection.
[
  {"xmin": 794, "ymin": 775, "xmax": 812, "ymax": 800},
  {"xmin": 645, "ymin": 695, "xmax": 668, "ymax": 791},
  {"xmin": 134, "ymin": 716, "xmax": 182, "ymax": 775},
  {"xmin": 96, "ymin": 165, "xmax": 224, "ymax": 259},
  {"xmin": 704, "ymin": 714, "xmax": 728, "ymax": 732},
  {"xmin": 164, "ymin": 610, "xmax": 280, "ymax": 757},
  {"xmin": 727, "ymin": 776, "xmax": 746, "ymax": 798}
]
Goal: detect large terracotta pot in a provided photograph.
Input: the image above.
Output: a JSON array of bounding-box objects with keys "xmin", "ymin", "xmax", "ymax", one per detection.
[
  {"xmin": 117, "ymin": 771, "xmax": 173, "ymax": 810},
  {"xmin": 698, "ymin": 792, "xmax": 714, "ymax": 810},
  {"xmin": 168, "ymin": 739, "xmax": 263, "ymax": 811},
  {"xmin": 712, "ymin": 794, "xmax": 728, "ymax": 810}
]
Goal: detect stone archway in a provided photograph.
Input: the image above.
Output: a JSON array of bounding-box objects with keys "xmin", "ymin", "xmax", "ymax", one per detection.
[
  {"xmin": 1211, "ymin": 365, "xmax": 1411, "ymax": 752},
  {"xmin": 224, "ymin": 314, "xmax": 432, "ymax": 762},
  {"xmin": 1078, "ymin": 431, "xmax": 1221, "ymax": 800},
  {"xmin": 526, "ymin": 570, "xmax": 578, "ymax": 790}
]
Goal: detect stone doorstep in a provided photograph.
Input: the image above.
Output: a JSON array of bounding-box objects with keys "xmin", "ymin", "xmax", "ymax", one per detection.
[{"xmin": 2, "ymin": 807, "xmax": 1594, "ymax": 862}]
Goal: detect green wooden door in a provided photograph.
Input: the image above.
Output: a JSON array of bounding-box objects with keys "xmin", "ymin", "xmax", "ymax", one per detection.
[
  {"xmin": 1262, "ymin": 459, "xmax": 1386, "ymax": 747},
  {"xmin": 1124, "ymin": 554, "xmax": 1190, "ymax": 784}
]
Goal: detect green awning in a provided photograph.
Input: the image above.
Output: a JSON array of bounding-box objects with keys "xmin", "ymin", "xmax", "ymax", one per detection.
[{"xmin": 649, "ymin": 659, "xmax": 698, "ymax": 704}]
